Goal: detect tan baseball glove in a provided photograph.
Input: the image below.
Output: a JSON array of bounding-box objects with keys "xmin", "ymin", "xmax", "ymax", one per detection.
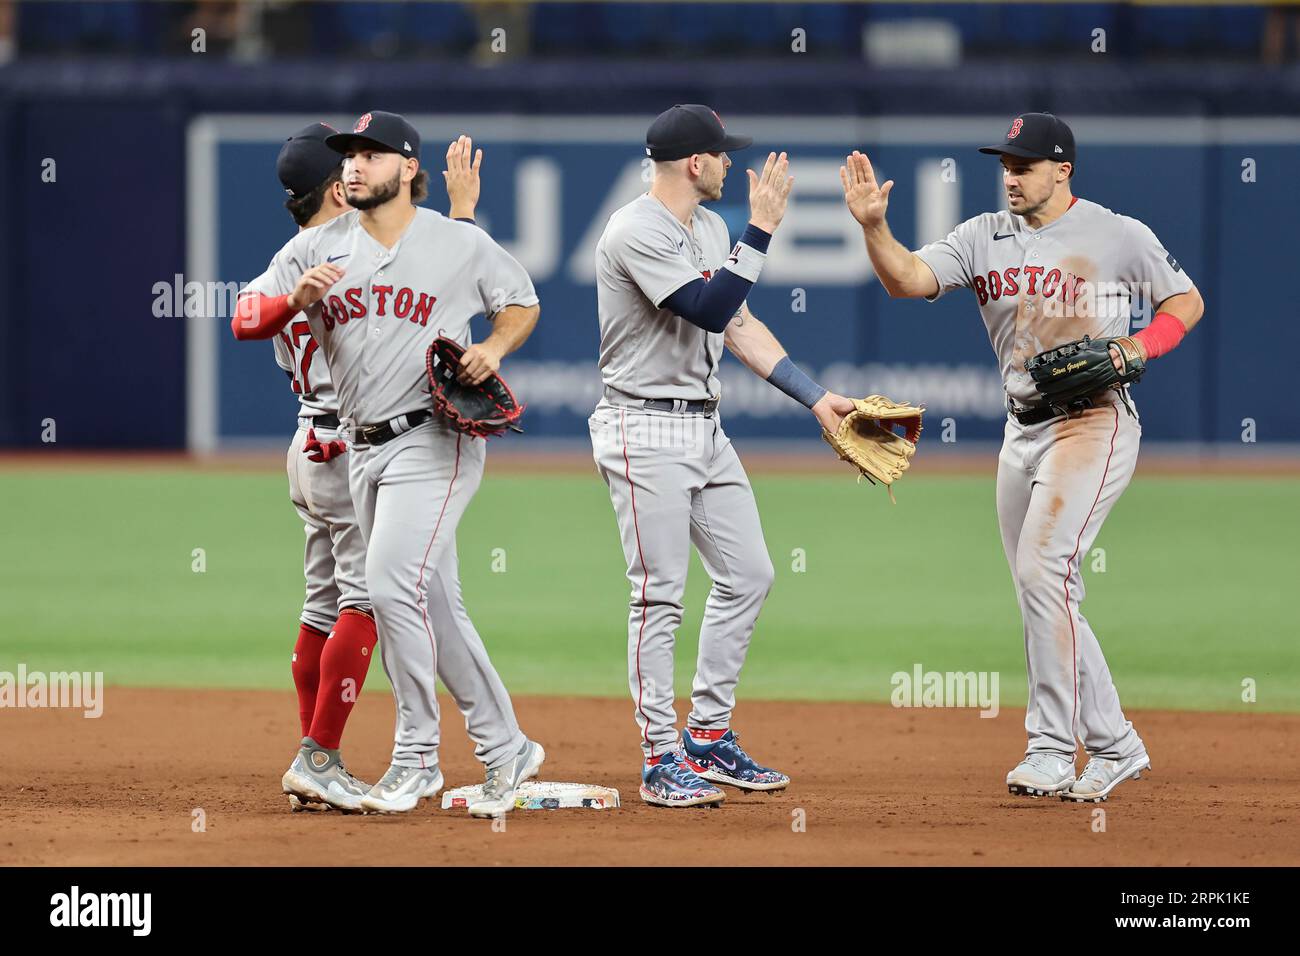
[{"xmin": 822, "ymin": 395, "xmax": 924, "ymax": 501}]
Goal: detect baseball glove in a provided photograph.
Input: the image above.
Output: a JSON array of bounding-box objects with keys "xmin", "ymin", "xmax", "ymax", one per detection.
[
  {"xmin": 425, "ymin": 336, "xmax": 525, "ymax": 439},
  {"xmin": 822, "ymin": 395, "xmax": 924, "ymax": 502},
  {"xmin": 1024, "ymin": 334, "xmax": 1144, "ymax": 409}
]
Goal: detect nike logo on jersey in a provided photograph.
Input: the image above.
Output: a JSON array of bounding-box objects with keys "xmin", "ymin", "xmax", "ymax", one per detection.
[
  {"xmin": 327, "ymin": 254, "xmax": 350, "ymax": 263},
  {"xmin": 993, "ymin": 232, "xmax": 1013, "ymax": 241}
]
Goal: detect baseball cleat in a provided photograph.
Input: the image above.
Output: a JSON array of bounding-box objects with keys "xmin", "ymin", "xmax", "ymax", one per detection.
[
  {"xmin": 639, "ymin": 750, "xmax": 725, "ymax": 808},
  {"xmin": 681, "ymin": 728, "xmax": 790, "ymax": 792},
  {"xmin": 1006, "ymin": 753, "xmax": 1077, "ymax": 797},
  {"xmin": 288, "ymin": 793, "xmax": 330, "ymax": 813},
  {"xmin": 1061, "ymin": 751, "xmax": 1151, "ymax": 803},
  {"xmin": 467, "ymin": 739, "xmax": 546, "ymax": 818},
  {"xmin": 281, "ymin": 737, "xmax": 372, "ymax": 813},
  {"xmin": 359, "ymin": 763, "xmax": 444, "ymax": 814}
]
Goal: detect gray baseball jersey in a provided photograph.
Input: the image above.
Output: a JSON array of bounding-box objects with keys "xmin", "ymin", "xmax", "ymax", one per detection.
[
  {"xmin": 256, "ymin": 207, "xmax": 537, "ymax": 424},
  {"xmin": 913, "ymin": 195, "xmax": 1191, "ymax": 772},
  {"xmin": 915, "ymin": 197, "xmax": 1192, "ymax": 404},
  {"xmin": 595, "ymin": 194, "xmax": 734, "ymax": 401},
  {"xmin": 246, "ymin": 264, "xmax": 340, "ymax": 417}
]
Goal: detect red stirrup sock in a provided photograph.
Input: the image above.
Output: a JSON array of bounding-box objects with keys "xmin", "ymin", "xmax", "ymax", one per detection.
[
  {"xmin": 291, "ymin": 623, "xmax": 329, "ymax": 738},
  {"xmin": 308, "ymin": 609, "xmax": 378, "ymax": 750}
]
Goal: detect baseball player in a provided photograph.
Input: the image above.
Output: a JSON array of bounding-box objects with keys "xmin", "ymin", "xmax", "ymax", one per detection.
[
  {"xmin": 242, "ymin": 123, "xmax": 374, "ymax": 813},
  {"xmin": 840, "ymin": 113, "xmax": 1204, "ymax": 801},
  {"xmin": 233, "ymin": 112, "xmax": 544, "ymax": 817},
  {"xmin": 590, "ymin": 105, "xmax": 856, "ymax": 807}
]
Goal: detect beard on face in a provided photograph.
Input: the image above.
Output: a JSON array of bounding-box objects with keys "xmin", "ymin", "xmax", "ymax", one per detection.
[
  {"xmin": 347, "ymin": 167, "xmax": 402, "ymax": 210},
  {"xmin": 699, "ymin": 163, "xmax": 724, "ymax": 201}
]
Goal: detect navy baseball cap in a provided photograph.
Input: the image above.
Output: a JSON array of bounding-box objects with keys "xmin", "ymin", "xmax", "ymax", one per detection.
[
  {"xmin": 325, "ymin": 110, "xmax": 421, "ymax": 161},
  {"xmin": 276, "ymin": 123, "xmax": 343, "ymax": 199},
  {"xmin": 979, "ymin": 113, "xmax": 1076, "ymax": 166},
  {"xmin": 646, "ymin": 105, "xmax": 753, "ymax": 161}
]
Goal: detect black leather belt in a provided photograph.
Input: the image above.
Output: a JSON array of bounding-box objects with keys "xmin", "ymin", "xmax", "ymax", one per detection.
[
  {"xmin": 1009, "ymin": 394, "xmax": 1101, "ymax": 426},
  {"xmin": 643, "ymin": 398, "xmax": 720, "ymax": 414},
  {"xmin": 306, "ymin": 413, "xmax": 341, "ymax": 429},
  {"xmin": 356, "ymin": 410, "xmax": 432, "ymax": 446}
]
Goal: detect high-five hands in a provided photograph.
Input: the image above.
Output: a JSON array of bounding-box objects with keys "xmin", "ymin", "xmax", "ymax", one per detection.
[
  {"xmin": 747, "ymin": 151, "xmax": 794, "ymax": 233},
  {"xmin": 840, "ymin": 150, "xmax": 894, "ymax": 229},
  {"xmin": 444, "ymin": 134, "xmax": 483, "ymax": 220}
]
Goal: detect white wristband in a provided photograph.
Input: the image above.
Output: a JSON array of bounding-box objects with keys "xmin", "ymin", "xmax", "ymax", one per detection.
[{"xmin": 722, "ymin": 240, "xmax": 767, "ymax": 284}]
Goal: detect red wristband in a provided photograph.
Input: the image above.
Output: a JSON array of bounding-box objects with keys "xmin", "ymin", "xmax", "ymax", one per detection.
[{"xmin": 1132, "ymin": 311, "xmax": 1186, "ymax": 360}]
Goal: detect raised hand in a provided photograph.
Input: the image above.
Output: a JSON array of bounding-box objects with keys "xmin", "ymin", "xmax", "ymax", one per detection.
[
  {"xmin": 746, "ymin": 151, "xmax": 794, "ymax": 233},
  {"xmin": 840, "ymin": 150, "xmax": 894, "ymax": 229},
  {"xmin": 444, "ymin": 134, "xmax": 483, "ymax": 220}
]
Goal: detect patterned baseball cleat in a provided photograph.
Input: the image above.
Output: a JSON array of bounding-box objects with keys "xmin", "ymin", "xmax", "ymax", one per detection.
[
  {"xmin": 467, "ymin": 739, "xmax": 546, "ymax": 818},
  {"xmin": 681, "ymin": 729, "xmax": 790, "ymax": 792},
  {"xmin": 640, "ymin": 750, "xmax": 725, "ymax": 808},
  {"xmin": 1006, "ymin": 753, "xmax": 1077, "ymax": 797},
  {"xmin": 281, "ymin": 737, "xmax": 371, "ymax": 812},
  {"xmin": 1061, "ymin": 751, "xmax": 1151, "ymax": 803},
  {"xmin": 358, "ymin": 763, "xmax": 444, "ymax": 814}
]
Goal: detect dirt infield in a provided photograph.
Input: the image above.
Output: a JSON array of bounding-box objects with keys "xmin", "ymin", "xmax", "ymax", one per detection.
[{"xmin": 2, "ymin": 688, "xmax": 1296, "ymax": 867}]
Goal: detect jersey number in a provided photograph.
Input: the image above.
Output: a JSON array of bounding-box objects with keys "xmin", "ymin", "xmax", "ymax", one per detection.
[{"xmin": 279, "ymin": 321, "xmax": 319, "ymax": 396}]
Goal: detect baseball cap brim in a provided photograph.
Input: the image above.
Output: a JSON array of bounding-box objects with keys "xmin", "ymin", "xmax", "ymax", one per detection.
[
  {"xmin": 979, "ymin": 143, "xmax": 1053, "ymax": 160},
  {"xmin": 718, "ymin": 133, "xmax": 753, "ymax": 152},
  {"xmin": 324, "ymin": 132, "xmax": 401, "ymax": 156}
]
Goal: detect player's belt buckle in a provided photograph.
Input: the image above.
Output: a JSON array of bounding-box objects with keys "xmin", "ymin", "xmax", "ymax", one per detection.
[
  {"xmin": 357, "ymin": 410, "xmax": 431, "ymax": 446},
  {"xmin": 1009, "ymin": 395, "xmax": 1097, "ymax": 426},
  {"xmin": 645, "ymin": 397, "xmax": 719, "ymax": 414}
]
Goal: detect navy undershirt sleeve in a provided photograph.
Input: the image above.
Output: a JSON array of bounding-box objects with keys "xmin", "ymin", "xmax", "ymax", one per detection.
[{"xmin": 661, "ymin": 273, "xmax": 751, "ymax": 334}]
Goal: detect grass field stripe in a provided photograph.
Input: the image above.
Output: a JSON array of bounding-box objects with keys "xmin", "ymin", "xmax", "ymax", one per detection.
[
  {"xmin": 1063, "ymin": 405, "xmax": 1120, "ymax": 739},
  {"xmin": 619, "ymin": 407, "xmax": 654, "ymax": 759},
  {"xmin": 415, "ymin": 432, "xmax": 463, "ymax": 769}
]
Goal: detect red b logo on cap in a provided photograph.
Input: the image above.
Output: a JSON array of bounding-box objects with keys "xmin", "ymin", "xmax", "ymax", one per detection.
[
  {"xmin": 1007, "ymin": 117, "xmax": 1024, "ymax": 139},
  {"xmin": 354, "ymin": 112, "xmax": 373, "ymax": 133}
]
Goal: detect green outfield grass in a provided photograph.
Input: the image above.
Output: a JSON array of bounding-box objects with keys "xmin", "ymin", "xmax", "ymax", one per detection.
[{"xmin": 2, "ymin": 468, "xmax": 1295, "ymax": 712}]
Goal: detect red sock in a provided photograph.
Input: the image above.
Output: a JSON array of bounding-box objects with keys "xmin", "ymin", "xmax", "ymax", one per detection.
[
  {"xmin": 687, "ymin": 727, "xmax": 728, "ymax": 743},
  {"xmin": 291, "ymin": 623, "xmax": 329, "ymax": 738},
  {"xmin": 308, "ymin": 609, "xmax": 378, "ymax": 749}
]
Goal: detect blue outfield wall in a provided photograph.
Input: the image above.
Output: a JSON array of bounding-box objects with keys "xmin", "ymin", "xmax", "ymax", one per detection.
[{"xmin": 3, "ymin": 57, "xmax": 1298, "ymax": 449}]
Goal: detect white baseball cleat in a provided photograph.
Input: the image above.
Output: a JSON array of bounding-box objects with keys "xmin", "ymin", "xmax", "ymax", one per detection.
[
  {"xmin": 1006, "ymin": 753, "xmax": 1077, "ymax": 797},
  {"xmin": 467, "ymin": 740, "xmax": 546, "ymax": 818},
  {"xmin": 1061, "ymin": 751, "xmax": 1151, "ymax": 803},
  {"xmin": 359, "ymin": 764, "xmax": 445, "ymax": 814},
  {"xmin": 281, "ymin": 737, "xmax": 371, "ymax": 812}
]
